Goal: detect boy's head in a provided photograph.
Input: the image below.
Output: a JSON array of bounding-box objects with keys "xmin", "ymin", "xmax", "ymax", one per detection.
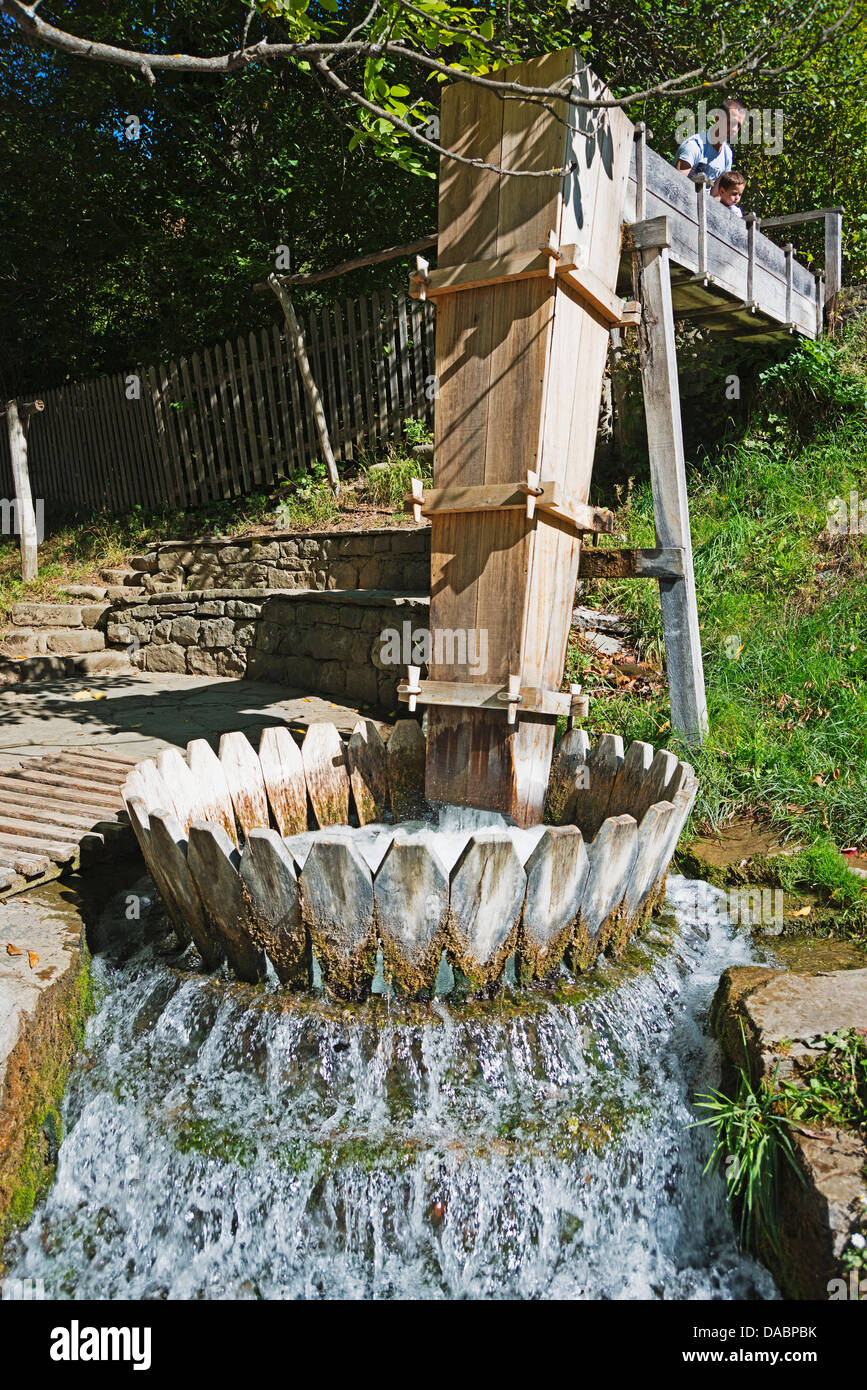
[{"xmin": 715, "ymin": 170, "xmax": 745, "ymax": 207}]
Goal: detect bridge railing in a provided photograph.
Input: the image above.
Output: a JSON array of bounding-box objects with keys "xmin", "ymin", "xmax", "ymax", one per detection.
[{"xmin": 625, "ymin": 136, "xmax": 823, "ymax": 337}]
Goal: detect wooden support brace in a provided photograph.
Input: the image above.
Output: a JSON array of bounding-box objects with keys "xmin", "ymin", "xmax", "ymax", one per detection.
[
  {"xmin": 555, "ymin": 260, "xmax": 629, "ymax": 325},
  {"xmin": 411, "ymin": 241, "xmax": 636, "ymax": 328},
  {"xmin": 577, "ymin": 546, "xmax": 685, "ymax": 581},
  {"xmin": 403, "ymin": 480, "xmax": 614, "ymax": 534},
  {"xmin": 410, "ymin": 247, "xmax": 566, "ymax": 299},
  {"xmin": 630, "ymin": 218, "xmax": 708, "ymax": 746},
  {"xmin": 397, "ymin": 679, "xmax": 571, "ymax": 719}
]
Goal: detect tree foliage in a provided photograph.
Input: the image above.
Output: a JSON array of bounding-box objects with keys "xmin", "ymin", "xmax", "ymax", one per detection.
[{"xmin": 0, "ymin": 0, "xmax": 864, "ymax": 395}]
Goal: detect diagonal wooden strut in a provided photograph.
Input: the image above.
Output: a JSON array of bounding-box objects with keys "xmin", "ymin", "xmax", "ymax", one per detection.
[{"xmin": 629, "ymin": 215, "xmax": 708, "ymax": 745}]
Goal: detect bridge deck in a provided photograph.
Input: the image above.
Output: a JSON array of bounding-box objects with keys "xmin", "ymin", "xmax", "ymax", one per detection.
[{"xmin": 617, "ymin": 143, "xmax": 820, "ymax": 342}]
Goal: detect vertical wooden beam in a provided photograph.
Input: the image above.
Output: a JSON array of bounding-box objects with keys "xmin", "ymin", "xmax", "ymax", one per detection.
[
  {"xmin": 694, "ymin": 175, "xmax": 708, "ymax": 281},
  {"xmin": 784, "ymin": 243, "xmax": 794, "ymax": 326},
  {"xmin": 630, "ymin": 215, "xmax": 708, "ymax": 746},
  {"xmin": 744, "ymin": 211, "xmax": 757, "ymax": 307},
  {"xmin": 634, "ymin": 122, "xmax": 647, "ymax": 222},
  {"xmin": 815, "ymin": 270, "xmax": 825, "ymax": 337},
  {"xmin": 824, "ymin": 210, "xmax": 842, "ymax": 309},
  {"xmin": 4, "ymin": 399, "xmax": 42, "ymax": 582}
]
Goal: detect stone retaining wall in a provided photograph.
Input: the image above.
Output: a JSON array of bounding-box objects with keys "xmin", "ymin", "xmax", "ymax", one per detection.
[
  {"xmin": 130, "ymin": 527, "xmax": 430, "ymax": 595},
  {"xmin": 108, "ymin": 589, "xmax": 430, "ymax": 711}
]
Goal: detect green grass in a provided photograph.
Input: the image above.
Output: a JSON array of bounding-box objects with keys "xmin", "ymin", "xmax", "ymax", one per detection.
[
  {"xmin": 573, "ymin": 322, "xmax": 867, "ymax": 879},
  {"xmin": 693, "ymin": 1049, "xmax": 803, "ymax": 1256}
]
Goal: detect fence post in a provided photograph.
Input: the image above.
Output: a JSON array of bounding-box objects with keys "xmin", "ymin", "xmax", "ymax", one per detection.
[{"xmin": 3, "ymin": 398, "xmax": 43, "ymax": 582}]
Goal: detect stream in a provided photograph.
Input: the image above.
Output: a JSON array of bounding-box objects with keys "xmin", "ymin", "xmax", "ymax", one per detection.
[{"xmin": 3, "ymin": 876, "xmax": 778, "ymax": 1299}]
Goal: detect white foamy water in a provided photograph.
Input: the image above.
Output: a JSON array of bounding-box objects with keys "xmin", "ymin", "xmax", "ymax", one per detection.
[
  {"xmin": 283, "ymin": 803, "xmax": 546, "ymax": 875},
  {"xmin": 3, "ymin": 877, "xmax": 778, "ymax": 1300}
]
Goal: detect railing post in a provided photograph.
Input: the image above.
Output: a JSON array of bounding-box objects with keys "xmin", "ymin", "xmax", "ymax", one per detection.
[
  {"xmin": 815, "ymin": 270, "xmax": 825, "ymax": 336},
  {"xmin": 824, "ymin": 209, "xmax": 842, "ymax": 309},
  {"xmin": 634, "ymin": 122, "xmax": 647, "ymax": 222},
  {"xmin": 694, "ymin": 175, "xmax": 708, "ymax": 282},
  {"xmin": 744, "ymin": 211, "xmax": 757, "ymax": 309},
  {"xmin": 784, "ymin": 242, "xmax": 794, "ymax": 327}
]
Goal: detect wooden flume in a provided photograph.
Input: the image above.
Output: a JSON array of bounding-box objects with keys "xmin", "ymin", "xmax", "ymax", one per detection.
[
  {"xmin": 403, "ymin": 49, "xmax": 638, "ymax": 827},
  {"xmin": 122, "ymin": 720, "xmax": 697, "ymax": 997}
]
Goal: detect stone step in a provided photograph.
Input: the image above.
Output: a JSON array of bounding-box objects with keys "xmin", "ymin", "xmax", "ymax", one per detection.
[
  {"xmin": 129, "ymin": 554, "xmax": 158, "ymax": 573},
  {"xmin": 0, "ymin": 629, "xmax": 106, "ymax": 659},
  {"xmin": 98, "ymin": 567, "xmax": 139, "ymax": 586},
  {"xmin": 60, "ymin": 584, "xmax": 108, "ymax": 601},
  {"xmin": 0, "ymin": 650, "xmax": 132, "ymax": 686},
  {"xmin": 10, "ymin": 601, "xmax": 110, "ymax": 630},
  {"xmin": 104, "ymin": 585, "xmax": 145, "ymax": 601}
]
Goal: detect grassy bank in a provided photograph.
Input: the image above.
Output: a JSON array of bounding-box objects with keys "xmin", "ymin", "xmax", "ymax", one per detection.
[{"xmin": 572, "ymin": 320, "xmax": 867, "ymax": 932}]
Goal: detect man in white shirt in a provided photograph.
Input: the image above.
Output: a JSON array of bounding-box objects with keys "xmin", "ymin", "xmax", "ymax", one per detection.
[{"xmin": 674, "ymin": 98, "xmax": 747, "ymax": 185}]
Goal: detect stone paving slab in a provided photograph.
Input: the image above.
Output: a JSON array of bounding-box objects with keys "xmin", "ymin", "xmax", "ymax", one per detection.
[
  {"xmin": 0, "ymin": 891, "xmax": 84, "ymax": 1084},
  {"xmin": 0, "ymin": 673, "xmax": 389, "ymax": 772}
]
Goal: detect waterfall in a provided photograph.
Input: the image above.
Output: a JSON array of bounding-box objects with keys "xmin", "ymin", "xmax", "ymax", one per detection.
[{"xmin": 4, "ymin": 877, "xmax": 777, "ymax": 1299}]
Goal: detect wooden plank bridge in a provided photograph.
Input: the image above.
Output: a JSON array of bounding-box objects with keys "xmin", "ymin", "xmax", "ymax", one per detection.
[
  {"xmin": 0, "ymin": 748, "xmax": 136, "ymax": 897},
  {"xmin": 619, "ymin": 131, "xmax": 835, "ymax": 342}
]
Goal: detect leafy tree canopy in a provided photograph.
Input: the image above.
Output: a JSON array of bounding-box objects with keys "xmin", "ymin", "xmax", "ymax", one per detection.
[{"xmin": 0, "ymin": 0, "xmax": 863, "ymax": 395}]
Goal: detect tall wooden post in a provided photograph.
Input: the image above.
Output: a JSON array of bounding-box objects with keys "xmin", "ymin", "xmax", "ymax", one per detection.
[
  {"xmin": 4, "ymin": 398, "xmax": 43, "ymax": 583},
  {"xmin": 630, "ymin": 216, "xmax": 708, "ymax": 745},
  {"xmin": 824, "ymin": 209, "xmax": 842, "ymax": 310},
  {"xmin": 416, "ymin": 50, "xmax": 633, "ymax": 826}
]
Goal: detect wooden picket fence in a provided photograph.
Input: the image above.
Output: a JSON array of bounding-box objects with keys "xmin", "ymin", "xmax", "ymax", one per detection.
[{"xmin": 0, "ymin": 291, "xmax": 435, "ymax": 516}]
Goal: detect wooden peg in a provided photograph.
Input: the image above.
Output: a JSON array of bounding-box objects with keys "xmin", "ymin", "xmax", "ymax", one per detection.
[
  {"xmin": 620, "ymin": 300, "xmax": 642, "ymax": 327},
  {"xmin": 411, "ymin": 255, "xmax": 431, "ymax": 301},
  {"xmin": 410, "ymin": 476, "xmax": 424, "ymax": 524},
  {"xmin": 506, "ymin": 674, "xmax": 521, "ymax": 726},
  {"xmin": 525, "ymin": 469, "xmax": 540, "ymax": 519},
  {"xmin": 539, "ymin": 229, "xmax": 560, "ymax": 278},
  {"xmin": 405, "ymin": 664, "xmax": 422, "ymax": 712},
  {"xmin": 568, "ymin": 684, "xmax": 589, "ymax": 728}
]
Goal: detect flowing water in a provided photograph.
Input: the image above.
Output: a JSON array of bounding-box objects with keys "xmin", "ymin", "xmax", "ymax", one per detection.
[{"xmin": 4, "ymin": 877, "xmax": 778, "ymax": 1299}]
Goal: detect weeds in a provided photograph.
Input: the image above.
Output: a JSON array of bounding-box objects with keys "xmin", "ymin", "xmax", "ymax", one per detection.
[
  {"xmin": 695, "ymin": 1026, "xmax": 867, "ymax": 1256},
  {"xmin": 694, "ymin": 1053, "xmax": 803, "ymax": 1255}
]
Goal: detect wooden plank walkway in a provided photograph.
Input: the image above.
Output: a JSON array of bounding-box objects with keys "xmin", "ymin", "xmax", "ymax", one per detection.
[
  {"xmin": 0, "ymin": 747, "xmax": 138, "ymax": 898},
  {"xmin": 620, "ymin": 141, "xmax": 820, "ymax": 341}
]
